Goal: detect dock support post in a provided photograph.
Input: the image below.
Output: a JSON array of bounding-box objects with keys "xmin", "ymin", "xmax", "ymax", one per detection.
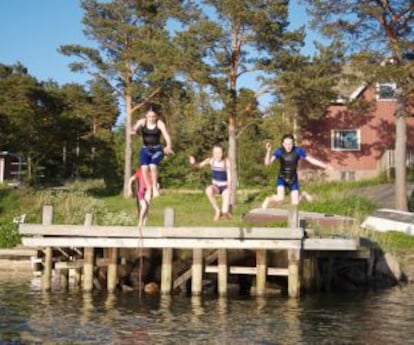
[
  {"xmin": 83, "ymin": 213, "xmax": 94, "ymax": 292},
  {"xmin": 288, "ymin": 249, "xmax": 300, "ymax": 298},
  {"xmin": 161, "ymin": 208, "xmax": 174, "ymax": 294},
  {"xmin": 217, "ymin": 249, "xmax": 227, "ymax": 296},
  {"xmin": 287, "ymin": 206, "xmax": 302, "ymax": 298},
  {"xmin": 42, "ymin": 205, "xmax": 53, "ymax": 292},
  {"xmin": 83, "ymin": 248, "xmax": 94, "ymax": 292},
  {"xmin": 192, "ymin": 248, "xmax": 203, "ymax": 296},
  {"xmin": 107, "ymin": 248, "xmax": 118, "ymax": 293},
  {"xmin": 256, "ymin": 250, "xmax": 267, "ymax": 296},
  {"xmin": 60, "ymin": 268, "xmax": 69, "ymax": 291}
]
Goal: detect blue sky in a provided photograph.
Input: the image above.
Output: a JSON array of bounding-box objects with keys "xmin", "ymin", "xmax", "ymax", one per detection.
[{"xmin": 0, "ymin": 1, "xmax": 318, "ymax": 85}]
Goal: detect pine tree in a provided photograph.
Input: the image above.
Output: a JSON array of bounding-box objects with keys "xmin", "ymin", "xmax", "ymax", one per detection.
[
  {"xmin": 59, "ymin": 0, "xmax": 196, "ymax": 197},
  {"xmin": 175, "ymin": 0, "xmax": 304, "ymax": 203}
]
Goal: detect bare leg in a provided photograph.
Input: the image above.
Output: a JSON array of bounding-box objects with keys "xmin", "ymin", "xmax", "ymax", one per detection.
[
  {"xmin": 141, "ymin": 165, "xmax": 152, "ymax": 201},
  {"xmin": 149, "ymin": 164, "xmax": 159, "ymax": 198},
  {"xmin": 262, "ymin": 186, "xmax": 285, "ymax": 209},
  {"xmin": 290, "ymin": 190, "xmax": 299, "ymax": 206},
  {"xmin": 221, "ymin": 188, "xmax": 232, "ymax": 219},
  {"xmin": 205, "ymin": 185, "xmax": 221, "ymax": 221},
  {"xmin": 299, "ymin": 190, "xmax": 314, "ymax": 203},
  {"xmin": 138, "ymin": 200, "xmax": 149, "ymax": 227}
]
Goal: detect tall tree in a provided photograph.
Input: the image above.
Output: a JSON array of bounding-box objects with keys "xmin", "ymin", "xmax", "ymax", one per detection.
[
  {"xmin": 59, "ymin": 0, "xmax": 194, "ymax": 197},
  {"xmin": 176, "ymin": 0, "xmax": 304, "ymax": 202},
  {"xmin": 304, "ymin": 0, "xmax": 414, "ymax": 210},
  {"xmin": 274, "ymin": 41, "xmax": 344, "ymax": 137}
]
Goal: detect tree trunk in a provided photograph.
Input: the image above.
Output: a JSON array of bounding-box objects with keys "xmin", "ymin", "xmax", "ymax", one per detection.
[
  {"xmin": 394, "ymin": 113, "xmax": 407, "ymax": 211},
  {"xmin": 228, "ymin": 112, "xmax": 237, "ymax": 206},
  {"xmin": 123, "ymin": 93, "xmax": 133, "ymax": 198}
]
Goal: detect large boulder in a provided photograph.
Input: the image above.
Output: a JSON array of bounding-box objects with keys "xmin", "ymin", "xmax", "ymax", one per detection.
[{"xmin": 373, "ymin": 252, "xmax": 402, "ymax": 287}]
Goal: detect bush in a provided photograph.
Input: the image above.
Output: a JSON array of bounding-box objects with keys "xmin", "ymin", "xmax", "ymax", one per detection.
[{"xmin": 0, "ymin": 222, "xmax": 21, "ymax": 248}]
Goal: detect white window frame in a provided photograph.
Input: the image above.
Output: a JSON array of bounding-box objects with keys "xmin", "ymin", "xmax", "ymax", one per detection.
[
  {"xmin": 331, "ymin": 129, "xmax": 361, "ymax": 151},
  {"xmin": 376, "ymin": 83, "xmax": 396, "ymax": 100}
]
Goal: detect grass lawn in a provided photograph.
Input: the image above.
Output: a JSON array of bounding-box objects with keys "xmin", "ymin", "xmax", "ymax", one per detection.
[
  {"xmin": 100, "ymin": 190, "xmax": 255, "ymax": 227},
  {"xmin": 1, "ymin": 179, "xmax": 414, "ymax": 254}
]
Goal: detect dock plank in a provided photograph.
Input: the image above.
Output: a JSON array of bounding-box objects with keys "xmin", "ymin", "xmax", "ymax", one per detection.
[
  {"xmin": 22, "ymin": 237, "xmax": 304, "ymax": 249},
  {"xmin": 19, "ymin": 224, "xmax": 304, "ymax": 239}
]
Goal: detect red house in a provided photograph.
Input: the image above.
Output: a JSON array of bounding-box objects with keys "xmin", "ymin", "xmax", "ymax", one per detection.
[{"xmin": 300, "ymin": 83, "xmax": 414, "ymax": 181}]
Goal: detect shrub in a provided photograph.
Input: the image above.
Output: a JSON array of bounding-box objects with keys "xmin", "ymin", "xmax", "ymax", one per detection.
[{"xmin": 0, "ymin": 221, "xmax": 21, "ymax": 248}]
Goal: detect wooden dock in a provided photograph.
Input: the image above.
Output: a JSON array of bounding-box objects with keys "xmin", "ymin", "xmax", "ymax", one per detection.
[{"xmin": 18, "ymin": 205, "xmax": 363, "ymax": 298}]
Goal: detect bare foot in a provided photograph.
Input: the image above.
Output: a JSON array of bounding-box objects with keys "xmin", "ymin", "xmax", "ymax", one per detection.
[
  {"xmin": 214, "ymin": 210, "xmax": 221, "ymax": 221},
  {"xmin": 152, "ymin": 186, "xmax": 160, "ymax": 198},
  {"xmin": 223, "ymin": 213, "xmax": 232, "ymax": 220},
  {"xmin": 300, "ymin": 191, "xmax": 314, "ymax": 203},
  {"xmin": 261, "ymin": 197, "xmax": 269, "ymax": 209}
]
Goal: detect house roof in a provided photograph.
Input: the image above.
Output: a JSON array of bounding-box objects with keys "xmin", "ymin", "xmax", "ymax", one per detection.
[{"xmin": 333, "ymin": 64, "xmax": 367, "ymax": 103}]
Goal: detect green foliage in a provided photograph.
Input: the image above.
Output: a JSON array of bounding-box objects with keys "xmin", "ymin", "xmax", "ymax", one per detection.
[
  {"xmin": 0, "ymin": 62, "xmax": 118, "ymax": 185},
  {"xmin": 0, "ymin": 222, "xmax": 20, "ymax": 248},
  {"xmin": 302, "ymin": 195, "xmax": 377, "ymax": 218},
  {"xmin": 0, "ymin": 188, "xmax": 25, "ymax": 247},
  {"xmin": 366, "ymin": 230, "xmax": 414, "ymax": 253}
]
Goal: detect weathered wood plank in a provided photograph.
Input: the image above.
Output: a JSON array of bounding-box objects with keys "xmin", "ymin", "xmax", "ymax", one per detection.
[
  {"xmin": 19, "ymin": 224, "xmax": 304, "ymax": 239},
  {"xmin": 303, "ymin": 238, "xmax": 359, "ymax": 251},
  {"xmin": 205, "ymin": 266, "xmax": 288, "ymax": 276},
  {"xmin": 22, "ymin": 237, "xmax": 303, "ymax": 250}
]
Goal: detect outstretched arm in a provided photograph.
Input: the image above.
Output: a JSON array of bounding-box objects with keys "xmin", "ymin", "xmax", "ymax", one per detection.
[
  {"xmin": 158, "ymin": 120, "xmax": 173, "ymax": 154},
  {"xmin": 189, "ymin": 156, "xmax": 211, "ymax": 169},
  {"xmin": 305, "ymin": 155, "xmax": 331, "ymax": 170},
  {"xmin": 264, "ymin": 142, "xmax": 275, "ymax": 166}
]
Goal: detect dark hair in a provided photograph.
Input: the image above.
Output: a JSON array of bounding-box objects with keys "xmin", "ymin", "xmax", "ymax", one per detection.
[
  {"xmin": 281, "ymin": 133, "xmax": 295, "ymax": 144},
  {"xmin": 147, "ymin": 102, "xmax": 160, "ymax": 113}
]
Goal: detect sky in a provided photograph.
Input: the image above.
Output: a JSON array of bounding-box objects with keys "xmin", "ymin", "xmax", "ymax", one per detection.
[{"xmin": 0, "ymin": 1, "xmax": 320, "ymax": 109}]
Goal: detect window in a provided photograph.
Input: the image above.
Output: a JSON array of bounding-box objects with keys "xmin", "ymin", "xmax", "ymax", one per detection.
[
  {"xmin": 340, "ymin": 171, "xmax": 355, "ymax": 181},
  {"xmin": 376, "ymin": 83, "xmax": 396, "ymax": 100},
  {"xmin": 331, "ymin": 129, "xmax": 360, "ymax": 151}
]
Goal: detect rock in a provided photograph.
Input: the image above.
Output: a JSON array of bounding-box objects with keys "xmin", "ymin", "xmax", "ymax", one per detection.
[
  {"xmin": 375, "ymin": 252, "xmax": 402, "ymax": 283},
  {"xmin": 144, "ymin": 282, "xmax": 160, "ymax": 295}
]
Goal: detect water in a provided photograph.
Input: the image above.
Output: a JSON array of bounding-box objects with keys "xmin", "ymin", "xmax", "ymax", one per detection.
[{"xmin": 1, "ymin": 273, "xmax": 414, "ymax": 345}]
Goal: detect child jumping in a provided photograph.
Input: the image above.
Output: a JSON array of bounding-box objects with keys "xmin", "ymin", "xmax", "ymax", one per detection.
[
  {"xmin": 128, "ymin": 168, "xmax": 153, "ymax": 227},
  {"xmin": 189, "ymin": 144, "xmax": 232, "ymax": 221},
  {"xmin": 262, "ymin": 134, "xmax": 331, "ymax": 208}
]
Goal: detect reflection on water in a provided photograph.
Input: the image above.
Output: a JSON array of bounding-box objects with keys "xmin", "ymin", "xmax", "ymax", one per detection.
[{"xmin": 0, "ymin": 273, "xmax": 414, "ymax": 344}]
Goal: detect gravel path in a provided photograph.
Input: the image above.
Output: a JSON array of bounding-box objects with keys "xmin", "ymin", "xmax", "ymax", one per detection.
[{"xmin": 353, "ymin": 183, "xmax": 414, "ymax": 209}]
